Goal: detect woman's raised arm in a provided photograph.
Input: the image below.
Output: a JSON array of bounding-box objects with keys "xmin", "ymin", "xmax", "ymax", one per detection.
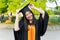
[
  {"xmin": 14, "ymin": 10, "xmax": 23, "ymax": 31},
  {"xmin": 28, "ymin": 4, "xmax": 45, "ymax": 19}
]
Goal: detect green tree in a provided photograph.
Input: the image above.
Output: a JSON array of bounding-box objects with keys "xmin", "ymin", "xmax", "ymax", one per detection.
[
  {"xmin": 0, "ymin": 0, "xmax": 8, "ymax": 13},
  {"xmin": 0, "ymin": 0, "xmax": 47, "ymax": 14}
]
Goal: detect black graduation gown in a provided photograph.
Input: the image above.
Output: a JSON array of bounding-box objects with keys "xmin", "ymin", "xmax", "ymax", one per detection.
[{"xmin": 13, "ymin": 11, "xmax": 49, "ymax": 40}]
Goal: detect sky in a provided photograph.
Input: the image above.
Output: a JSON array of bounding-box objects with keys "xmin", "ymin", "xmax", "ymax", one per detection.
[{"xmin": 46, "ymin": 0, "xmax": 60, "ymax": 8}]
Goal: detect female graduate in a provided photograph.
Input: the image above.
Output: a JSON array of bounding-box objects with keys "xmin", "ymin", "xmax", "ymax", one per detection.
[{"xmin": 13, "ymin": 3, "xmax": 49, "ymax": 40}]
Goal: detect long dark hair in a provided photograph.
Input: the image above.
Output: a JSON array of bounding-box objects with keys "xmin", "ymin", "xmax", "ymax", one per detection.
[{"xmin": 23, "ymin": 10, "xmax": 36, "ymax": 31}]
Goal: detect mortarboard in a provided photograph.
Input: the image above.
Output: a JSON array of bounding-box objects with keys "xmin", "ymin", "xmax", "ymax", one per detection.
[{"xmin": 19, "ymin": 3, "xmax": 32, "ymax": 15}]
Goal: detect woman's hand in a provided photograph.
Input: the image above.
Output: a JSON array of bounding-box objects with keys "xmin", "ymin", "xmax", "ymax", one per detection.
[
  {"xmin": 16, "ymin": 10, "xmax": 20, "ymax": 18},
  {"xmin": 28, "ymin": 4, "xmax": 36, "ymax": 9},
  {"xmin": 16, "ymin": 10, "xmax": 23, "ymax": 19}
]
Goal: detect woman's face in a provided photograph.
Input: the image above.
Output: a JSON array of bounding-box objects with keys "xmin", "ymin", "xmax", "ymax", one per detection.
[{"xmin": 25, "ymin": 11, "xmax": 33, "ymax": 21}]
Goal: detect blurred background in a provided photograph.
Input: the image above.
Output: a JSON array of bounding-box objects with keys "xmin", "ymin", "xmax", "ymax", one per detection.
[{"xmin": 0, "ymin": 0, "xmax": 60, "ymax": 40}]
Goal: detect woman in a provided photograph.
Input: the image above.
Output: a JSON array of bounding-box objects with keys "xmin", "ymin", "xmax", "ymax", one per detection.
[{"xmin": 14, "ymin": 3, "xmax": 49, "ymax": 40}]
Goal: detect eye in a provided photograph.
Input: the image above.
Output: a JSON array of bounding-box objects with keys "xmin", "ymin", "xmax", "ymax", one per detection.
[{"xmin": 26, "ymin": 13, "xmax": 28, "ymax": 16}]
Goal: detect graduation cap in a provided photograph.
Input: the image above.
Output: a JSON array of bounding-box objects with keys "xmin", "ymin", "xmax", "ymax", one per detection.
[{"xmin": 19, "ymin": 3, "xmax": 32, "ymax": 15}]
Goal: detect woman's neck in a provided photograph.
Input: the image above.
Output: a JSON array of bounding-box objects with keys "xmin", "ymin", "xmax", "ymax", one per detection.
[{"xmin": 29, "ymin": 20, "xmax": 33, "ymax": 24}]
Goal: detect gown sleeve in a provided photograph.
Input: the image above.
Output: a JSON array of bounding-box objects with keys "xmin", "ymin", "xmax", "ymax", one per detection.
[
  {"xmin": 13, "ymin": 17, "xmax": 24, "ymax": 40},
  {"xmin": 38, "ymin": 11, "xmax": 49, "ymax": 36}
]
